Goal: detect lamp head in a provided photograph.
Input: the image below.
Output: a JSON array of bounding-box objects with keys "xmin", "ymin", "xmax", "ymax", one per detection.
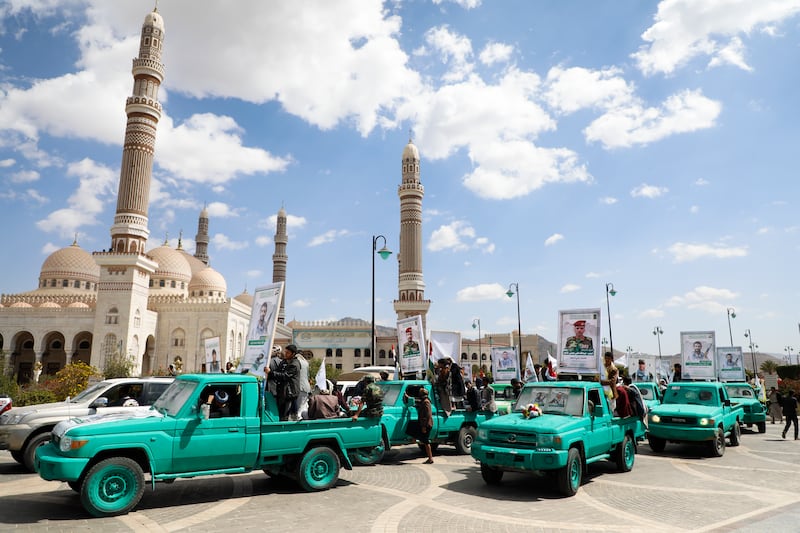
[
  {"xmin": 377, "ymin": 246, "xmax": 392, "ymax": 260},
  {"xmin": 505, "ymin": 289, "xmax": 514, "ymax": 298}
]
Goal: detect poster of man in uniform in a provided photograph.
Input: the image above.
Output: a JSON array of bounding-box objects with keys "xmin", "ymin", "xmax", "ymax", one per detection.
[
  {"xmin": 680, "ymin": 331, "xmax": 715, "ymax": 380},
  {"xmin": 491, "ymin": 346, "xmax": 518, "ymax": 383},
  {"xmin": 204, "ymin": 336, "xmax": 221, "ymax": 373},
  {"xmin": 717, "ymin": 346, "xmax": 745, "ymax": 382},
  {"xmin": 557, "ymin": 309, "xmax": 601, "ymax": 375},
  {"xmin": 397, "ymin": 315, "xmax": 425, "ymax": 375},
  {"xmin": 240, "ymin": 282, "xmax": 283, "ymax": 377}
]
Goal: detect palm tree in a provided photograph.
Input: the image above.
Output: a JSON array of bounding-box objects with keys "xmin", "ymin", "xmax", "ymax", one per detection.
[{"xmin": 760, "ymin": 360, "xmax": 779, "ymax": 375}]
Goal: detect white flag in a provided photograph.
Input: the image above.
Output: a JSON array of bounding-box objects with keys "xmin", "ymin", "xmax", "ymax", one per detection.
[
  {"xmin": 315, "ymin": 357, "xmax": 327, "ymax": 391},
  {"xmin": 524, "ymin": 353, "xmax": 538, "ymax": 382},
  {"xmin": 547, "ymin": 351, "xmax": 558, "ymax": 368}
]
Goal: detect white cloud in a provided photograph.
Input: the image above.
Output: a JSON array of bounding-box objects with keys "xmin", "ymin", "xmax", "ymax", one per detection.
[
  {"xmin": 255, "ymin": 236, "xmax": 272, "ymax": 247},
  {"xmin": 479, "ymin": 41, "xmax": 513, "ymax": 66},
  {"xmin": 41, "ymin": 242, "xmax": 60, "ymax": 255},
  {"xmin": 667, "ymin": 242, "xmax": 748, "ymax": 262},
  {"xmin": 694, "ymin": 178, "xmax": 710, "ymax": 186},
  {"xmin": 599, "ymin": 196, "xmax": 617, "ymax": 205},
  {"xmin": 631, "ymin": 184, "xmax": 668, "ymax": 198},
  {"xmin": 423, "ymin": 25, "xmax": 474, "ymax": 82},
  {"xmin": 212, "ymin": 233, "xmax": 249, "ymax": 250},
  {"xmin": 560, "ymin": 283, "xmax": 580, "ymax": 293},
  {"xmin": 585, "ymin": 272, "xmax": 601, "ymax": 279},
  {"xmin": 24, "ymin": 189, "xmax": 48, "ymax": 205},
  {"xmin": 291, "ymin": 299, "xmax": 311, "ymax": 308},
  {"xmin": 543, "ymin": 66, "xmax": 635, "ymax": 114},
  {"xmin": 665, "ymin": 286, "xmax": 738, "ymax": 313},
  {"xmin": 632, "ymin": 0, "xmax": 800, "ymax": 76},
  {"xmin": 456, "ymin": 283, "xmax": 506, "ymax": 302},
  {"xmin": 638, "ymin": 308, "xmax": 665, "ymax": 319},
  {"xmin": 308, "ymin": 229, "xmax": 350, "ymax": 247},
  {"xmin": 757, "ymin": 227, "xmax": 770, "ymax": 235},
  {"xmin": 206, "ymin": 201, "xmax": 240, "ymax": 218},
  {"xmin": 0, "ymin": 159, "xmax": 15, "ymax": 168},
  {"xmin": 246, "ymin": 269, "xmax": 262, "ymax": 278},
  {"xmin": 428, "ymin": 220, "xmax": 493, "ymax": 253},
  {"xmin": 261, "ymin": 213, "xmax": 307, "ymax": 233},
  {"xmin": 544, "ymin": 233, "xmax": 564, "ymax": 246},
  {"xmin": 432, "ymin": 0, "xmax": 482, "ymax": 8},
  {"xmin": 11, "ymin": 170, "xmax": 40, "ymax": 183},
  {"xmin": 690, "ymin": 205, "xmax": 699, "ymax": 214}
]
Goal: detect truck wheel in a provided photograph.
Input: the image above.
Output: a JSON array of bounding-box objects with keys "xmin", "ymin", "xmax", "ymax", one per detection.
[
  {"xmin": 648, "ymin": 435, "xmax": 666, "ymax": 453},
  {"xmin": 757, "ymin": 421, "xmax": 766, "ymax": 434},
  {"xmin": 455, "ymin": 426, "xmax": 477, "ymax": 455},
  {"xmin": 350, "ymin": 436, "xmax": 386, "ymax": 466},
  {"xmin": 729, "ymin": 422, "xmax": 741, "ymax": 447},
  {"xmin": 297, "ymin": 446, "xmax": 341, "ymax": 492},
  {"xmin": 558, "ymin": 448, "xmax": 583, "ymax": 496},
  {"xmin": 23, "ymin": 432, "xmax": 52, "ymax": 472},
  {"xmin": 68, "ymin": 480, "xmax": 82, "ymax": 492},
  {"xmin": 480, "ymin": 462, "xmax": 503, "ymax": 485},
  {"xmin": 10, "ymin": 450, "xmax": 24, "ymax": 465},
  {"xmin": 80, "ymin": 457, "xmax": 145, "ymax": 517},
  {"xmin": 708, "ymin": 427, "xmax": 726, "ymax": 457},
  {"xmin": 614, "ymin": 435, "xmax": 635, "ymax": 472}
]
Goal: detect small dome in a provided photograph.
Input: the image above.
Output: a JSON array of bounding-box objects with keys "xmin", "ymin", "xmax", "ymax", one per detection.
[
  {"xmin": 39, "ymin": 301, "xmax": 61, "ymax": 308},
  {"xmin": 68, "ymin": 302, "xmax": 90, "ymax": 308},
  {"xmin": 278, "ymin": 206, "xmax": 286, "ymax": 217},
  {"xmin": 148, "ymin": 244, "xmax": 192, "ymax": 283},
  {"xmin": 234, "ymin": 289, "xmax": 253, "ymax": 307},
  {"xmin": 200, "ymin": 205, "xmax": 209, "ymax": 218},
  {"xmin": 10, "ymin": 302, "xmax": 32, "ymax": 308},
  {"xmin": 179, "ymin": 250, "xmax": 208, "ymax": 276},
  {"xmin": 402, "ymin": 138, "xmax": 419, "ymax": 161},
  {"xmin": 189, "ymin": 267, "xmax": 227, "ymax": 295},
  {"xmin": 40, "ymin": 243, "xmax": 100, "ymax": 284},
  {"xmin": 143, "ymin": 9, "xmax": 165, "ymax": 33}
]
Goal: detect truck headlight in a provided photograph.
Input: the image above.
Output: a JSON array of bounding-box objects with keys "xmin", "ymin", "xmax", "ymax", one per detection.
[
  {"xmin": 698, "ymin": 418, "xmax": 714, "ymax": 426},
  {"xmin": 537, "ymin": 434, "xmax": 562, "ymax": 447},
  {"xmin": 650, "ymin": 414, "xmax": 661, "ymax": 423},
  {"xmin": 59, "ymin": 436, "xmax": 88, "ymax": 452},
  {"xmin": 477, "ymin": 429, "xmax": 488, "ymax": 440},
  {"xmin": 3, "ymin": 414, "xmax": 24, "ymax": 425}
]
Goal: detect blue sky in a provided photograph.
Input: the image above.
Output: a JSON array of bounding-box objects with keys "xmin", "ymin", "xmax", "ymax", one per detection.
[{"xmin": 1, "ymin": 0, "xmax": 799, "ymax": 359}]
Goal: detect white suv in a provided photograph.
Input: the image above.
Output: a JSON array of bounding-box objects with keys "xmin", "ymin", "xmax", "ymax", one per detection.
[{"xmin": 0, "ymin": 376, "xmax": 173, "ymax": 471}]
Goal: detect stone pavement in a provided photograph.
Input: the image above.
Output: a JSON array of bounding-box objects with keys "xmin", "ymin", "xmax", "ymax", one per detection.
[{"xmin": 0, "ymin": 421, "xmax": 799, "ymax": 532}]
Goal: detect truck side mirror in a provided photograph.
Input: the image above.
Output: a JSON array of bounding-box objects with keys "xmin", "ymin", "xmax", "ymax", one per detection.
[
  {"xmin": 723, "ymin": 399, "xmax": 731, "ymax": 407},
  {"xmin": 90, "ymin": 397, "xmax": 109, "ymax": 409}
]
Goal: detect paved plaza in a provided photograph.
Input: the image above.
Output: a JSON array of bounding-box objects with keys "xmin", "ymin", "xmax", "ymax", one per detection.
[{"xmin": 0, "ymin": 421, "xmax": 799, "ymax": 532}]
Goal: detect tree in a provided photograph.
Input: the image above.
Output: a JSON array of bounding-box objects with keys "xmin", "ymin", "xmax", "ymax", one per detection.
[{"xmin": 760, "ymin": 360, "xmax": 779, "ymax": 375}]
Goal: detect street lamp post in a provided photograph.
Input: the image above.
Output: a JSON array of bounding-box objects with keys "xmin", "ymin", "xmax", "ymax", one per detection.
[
  {"xmin": 506, "ymin": 283, "xmax": 522, "ymax": 363},
  {"xmin": 371, "ymin": 235, "xmax": 392, "ymax": 366},
  {"xmin": 472, "ymin": 319, "xmax": 481, "ymax": 373},
  {"xmin": 726, "ymin": 307, "xmax": 736, "ymax": 346},
  {"xmin": 605, "ymin": 283, "xmax": 616, "ymax": 357},
  {"xmin": 653, "ymin": 326, "xmax": 663, "ymax": 377},
  {"xmin": 744, "ymin": 329, "xmax": 758, "ymax": 376}
]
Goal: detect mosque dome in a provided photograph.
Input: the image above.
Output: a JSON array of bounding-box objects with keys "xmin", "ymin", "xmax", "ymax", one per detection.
[
  {"xmin": 189, "ymin": 267, "xmax": 227, "ymax": 296},
  {"xmin": 10, "ymin": 302, "xmax": 32, "ymax": 308},
  {"xmin": 148, "ymin": 244, "xmax": 192, "ymax": 284},
  {"xmin": 143, "ymin": 9, "xmax": 165, "ymax": 32},
  {"xmin": 178, "ymin": 250, "xmax": 208, "ymax": 276},
  {"xmin": 39, "ymin": 301, "xmax": 61, "ymax": 308},
  {"xmin": 39, "ymin": 243, "xmax": 100, "ymax": 285},
  {"xmin": 234, "ymin": 289, "xmax": 254, "ymax": 308},
  {"xmin": 68, "ymin": 302, "xmax": 90, "ymax": 308},
  {"xmin": 402, "ymin": 138, "xmax": 419, "ymax": 161}
]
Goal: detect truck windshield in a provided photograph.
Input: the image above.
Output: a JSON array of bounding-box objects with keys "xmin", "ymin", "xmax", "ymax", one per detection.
[
  {"xmin": 153, "ymin": 380, "xmax": 198, "ymax": 416},
  {"xmin": 635, "ymin": 385, "xmax": 654, "ymax": 399},
  {"xmin": 70, "ymin": 381, "xmax": 110, "ymax": 403},
  {"xmin": 725, "ymin": 386, "xmax": 754, "ymax": 399},
  {"xmin": 515, "ymin": 387, "xmax": 584, "ymax": 416},
  {"xmin": 378, "ymin": 383, "xmax": 404, "ymax": 406},
  {"xmin": 662, "ymin": 386, "xmax": 717, "ymax": 406}
]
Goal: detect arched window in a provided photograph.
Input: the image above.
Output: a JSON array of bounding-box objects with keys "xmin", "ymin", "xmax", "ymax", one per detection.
[
  {"xmin": 336, "ymin": 348, "xmax": 343, "ymax": 357},
  {"xmin": 106, "ymin": 307, "xmax": 119, "ymax": 325},
  {"xmin": 74, "ymin": 280, "xmax": 81, "ymax": 288},
  {"xmin": 326, "ymin": 348, "xmax": 333, "ymax": 357},
  {"xmin": 354, "ymin": 348, "xmax": 361, "ymax": 358},
  {"xmin": 171, "ymin": 328, "xmax": 185, "ymax": 347},
  {"xmin": 134, "ymin": 309, "xmax": 141, "ymax": 328},
  {"xmin": 103, "ymin": 333, "xmax": 117, "ymax": 358},
  {"xmin": 379, "ymin": 349, "xmax": 386, "ymax": 359}
]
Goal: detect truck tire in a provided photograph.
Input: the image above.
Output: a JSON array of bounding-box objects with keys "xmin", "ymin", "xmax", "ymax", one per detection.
[
  {"xmin": 23, "ymin": 432, "xmax": 52, "ymax": 472},
  {"xmin": 614, "ymin": 435, "xmax": 635, "ymax": 472},
  {"xmin": 708, "ymin": 427, "xmax": 726, "ymax": 457},
  {"xmin": 80, "ymin": 457, "xmax": 145, "ymax": 517},
  {"xmin": 296, "ymin": 446, "xmax": 341, "ymax": 492},
  {"xmin": 350, "ymin": 436, "xmax": 386, "ymax": 466},
  {"xmin": 648, "ymin": 435, "xmax": 666, "ymax": 453},
  {"xmin": 10, "ymin": 450, "xmax": 24, "ymax": 465},
  {"xmin": 558, "ymin": 448, "xmax": 583, "ymax": 496},
  {"xmin": 68, "ymin": 480, "xmax": 83, "ymax": 492},
  {"xmin": 480, "ymin": 462, "xmax": 503, "ymax": 485},
  {"xmin": 729, "ymin": 422, "xmax": 741, "ymax": 447},
  {"xmin": 757, "ymin": 421, "xmax": 766, "ymax": 434},
  {"xmin": 455, "ymin": 426, "xmax": 477, "ymax": 455}
]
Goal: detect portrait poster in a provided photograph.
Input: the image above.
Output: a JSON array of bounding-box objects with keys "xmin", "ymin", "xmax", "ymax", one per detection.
[
  {"xmin": 491, "ymin": 346, "xmax": 518, "ymax": 383},
  {"xmin": 397, "ymin": 315, "xmax": 425, "ymax": 374},
  {"xmin": 717, "ymin": 346, "xmax": 745, "ymax": 382},
  {"xmin": 557, "ymin": 308, "xmax": 601, "ymax": 375},
  {"xmin": 681, "ymin": 331, "xmax": 715, "ymax": 380},
  {"xmin": 240, "ymin": 282, "xmax": 283, "ymax": 377},
  {"xmin": 631, "ymin": 355, "xmax": 657, "ymax": 383},
  {"xmin": 204, "ymin": 336, "xmax": 221, "ymax": 373}
]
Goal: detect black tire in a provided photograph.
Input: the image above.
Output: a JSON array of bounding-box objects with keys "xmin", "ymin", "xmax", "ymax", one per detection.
[
  {"xmin": 648, "ymin": 435, "xmax": 666, "ymax": 453},
  {"xmin": 296, "ymin": 446, "xmax": 341, "ymax": 492},
  {"xmin": 68, "ymin": 480, "xmax": 82, "ymax": 492},
  {"xmin": 10, "ymin": 450, "xmax": 24, "ymax": 465},
  {"xmin": 757, "ymin": 421, "xmax": 767, "ymax": 434},
  {"xmin": 708, "ymin": 427, "xmax": 726, "ymax": 457},
  {"xmin": 729, "ymin": 422, "xmax": 741, "ymax": 447},
  {"xmin": 350, "ymin": 436, "xmax": 386, "ymax": 466},
  {"xmin": 455, "ymin": 426, "xmax": 477, "ymax": 455},
  {"xmin": 80, "ymin": 457, "xmax": 145, "ymax": 517},
  {"xmin": 557, "ymin": 448, "xmax": 583, "ymax": 497},
  {"xmin": 480, "ymin": 462, "xmax": 503, "ymax": 485},
  {"xmin": 614, "ymin": 435, "xmax": 635, "ymax": 472},
  {"xmin": 23, "ymin": 432, "xmax": 52, "ymax": 472}
]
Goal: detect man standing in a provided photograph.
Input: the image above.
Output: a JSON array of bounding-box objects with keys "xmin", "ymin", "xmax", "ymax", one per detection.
[
  {"xmin": 782, "ymin": 390, "xmax": 798, "ymax": 440},
  {"xmin": 600, "ymin": 352, "xmax": 619, "ymax": 411},
  {"xmin": 266, "ymin": 344, "xmax": 301, "ymax": 421},
  {"xmin": 403, "ymin": 327, "xmax": 419, "ymax": 355},
  {"xmin": 565, "ymin": 320, "xmax": 593, "ymax": 352},
  {"xmin": 295, "ymin": 350, "xmax": 312, "ymax": 420}
]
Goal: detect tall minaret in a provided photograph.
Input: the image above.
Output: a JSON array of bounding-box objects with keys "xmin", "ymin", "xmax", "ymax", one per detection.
[
  {"xmin": 91, "ymin": 8, "xmax": 164, "ymax": 371},
  {"xmin": 394, "ymin": 138, "xmax": 431, "ymax": 328},
  {"xmin": 194, "ymin": 205, "xmax": 210, "ymax": 265},
  {"xmin": 272, "ymin": 206, "xmax": 288, "ymax": 324}
]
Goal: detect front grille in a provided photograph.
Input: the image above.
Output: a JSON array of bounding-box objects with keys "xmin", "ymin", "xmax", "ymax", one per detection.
[
  {"xmin": 661, "ymin": 416, "xmax": 697, "ymax": 425},
  {"xmin": 487, "ymin": 430, "xmax": 537, "ymax": 448}
]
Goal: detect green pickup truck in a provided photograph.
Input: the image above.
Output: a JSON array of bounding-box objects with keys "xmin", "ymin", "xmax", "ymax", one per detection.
[
  {"xmin": 724, "ymin": 382, "xmax": 766, "ymax": 433},
  {"xmin": 471, "ymin": 381, "xmax": 646, "ymax": 496},
  {"xmin": 36, "ymin": 373, "xmax": 382, "ymax": 517},
  {"xmin": 647, "ymin": 381, "xmax": 744, "ymax": 457},
  {"xmin": 350, "ymin": 380, "xmax": 491, "ymax": 465},
  {"xmin": 632, "ymin": 382, "xmax": 663, "ymax": 412}
]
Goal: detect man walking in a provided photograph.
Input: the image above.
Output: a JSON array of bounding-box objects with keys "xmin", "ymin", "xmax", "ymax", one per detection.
[{"xmin": 781, "ymin": 390, "xmax": 798, "ymax": 440}]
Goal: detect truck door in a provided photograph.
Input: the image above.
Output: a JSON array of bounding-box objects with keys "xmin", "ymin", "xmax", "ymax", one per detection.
[
  {"xmin": 172, "ymin": 384, "xmax": 249, "ymax": 472},
  {"xmin": 586, "ymin": 388, "xmax": 613, "ymax": 458}
]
